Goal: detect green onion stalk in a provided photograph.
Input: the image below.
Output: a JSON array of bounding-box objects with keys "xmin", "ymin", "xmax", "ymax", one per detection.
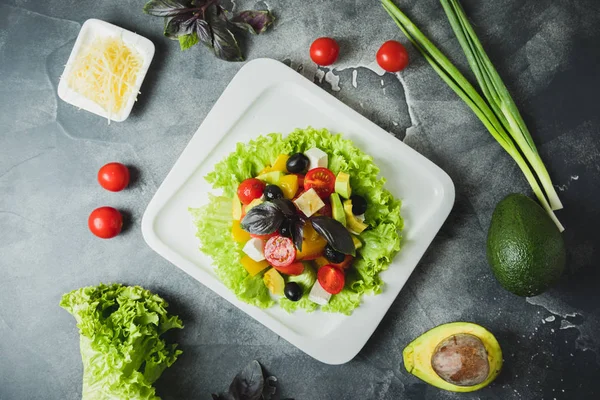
[{"xmin": 381, "ymin": 0, "xmax": 564, "ymax": 231}]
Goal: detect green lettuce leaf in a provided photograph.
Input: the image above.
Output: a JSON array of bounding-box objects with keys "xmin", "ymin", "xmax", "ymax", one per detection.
[
  {"xmin": 60, "ymin": 283, "xmax": 183, "ymax": 400},
  {"xmin": 190, "ymin": 195, "xmax": 273, "ymax": 308},
  {"xmin": 193, "ymin": 127, "xmax": 403, "ymax": 315}
]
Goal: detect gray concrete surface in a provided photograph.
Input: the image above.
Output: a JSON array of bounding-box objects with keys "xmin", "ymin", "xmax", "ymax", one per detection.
[{"xmin": 1, "ymin": 0, "xmax": 599, "ymax": 399}]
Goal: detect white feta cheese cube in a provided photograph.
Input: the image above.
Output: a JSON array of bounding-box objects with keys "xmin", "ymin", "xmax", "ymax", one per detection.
[
  {"xmin": 304, "ymin": 147, "xmax": 328, "ymax": 170},
  {"xmin": 309, "ymin": 280, "xmax": 332, "ymax": 305},
  {"xmin": 242, "ymin": 238, "xmax": 265, "ymax": 262},
  {"xmin": 293, "ymin": 188, "xmax": 325, "ymax": 217}
]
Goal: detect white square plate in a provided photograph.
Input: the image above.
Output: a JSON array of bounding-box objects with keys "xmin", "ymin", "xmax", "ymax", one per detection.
[
  {"xmin": 58, "ymin": 19, "xmax": 155, "ymax": 122},
  {"xmin": 142, "ymin": 58, "xmax": 455, "ymax": 364}
]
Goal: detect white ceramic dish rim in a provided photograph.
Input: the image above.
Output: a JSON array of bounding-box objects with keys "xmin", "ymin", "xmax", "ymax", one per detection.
[
  {"xmin": 57, "ymin": 18, "xmax": 155, "ymax": 122},
  {"xmin": 141, "ymin": 58, "xmax": 455, "ymax": 364}
]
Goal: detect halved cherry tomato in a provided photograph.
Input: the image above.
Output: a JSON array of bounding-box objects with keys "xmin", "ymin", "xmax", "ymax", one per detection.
[
  {"xmin": 88, "ymin": 207, "xmax": 122, "ymax": 239},
  {"xmin": 318, "ymin": 265, "xmax": 345, "ymax": 294},
  {"xmin": 265, "ymin": 236, "xmax": 297, "ymax": 267},
  {"xmin": 274, "ymin": 261, "xmax": 304, "ymax": 276},
  {"xmin": 304, "ymin": 168, "xmax": 336, "ymax": 198},
  {"xmin": 237, "ymin": 178, "xmax": 266, "ymax": 205},
  {"xmin": 250, "ymin": 232, "xmax": 277, "ymax": 240},
  {"xmin": 376, "ymin": 40, "xmax": 409, "ymax": 73},
  {"xmin": 97, "ymin": 162, "xmax": 130, "ymax": 192}
]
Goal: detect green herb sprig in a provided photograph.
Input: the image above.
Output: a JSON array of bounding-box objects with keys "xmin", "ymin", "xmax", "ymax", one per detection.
[{"xmin": 382, "ymin": 0, "xmax": 564, "ymax": 231}]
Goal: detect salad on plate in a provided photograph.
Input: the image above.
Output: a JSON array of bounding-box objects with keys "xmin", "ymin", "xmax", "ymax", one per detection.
[{"xmin": 190, "ymin": 127, "xmax": 403, "ymax": 315}]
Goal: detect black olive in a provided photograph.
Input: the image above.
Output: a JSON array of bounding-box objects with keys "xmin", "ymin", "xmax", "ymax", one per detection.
[
  {"xmin": 284, "ymin": 282, "xmax": 303, "ymax": 301},
  {"xmin": 279, "ymin": 220, "xmax": 293, "ymax": 238},
  {"xmin": 324, "ymin": 244, "xmax": 345, "ymax": 263},
  {"xmin": 286, "ymin": 153, "xmax": 310, "ymax": 174},
  {"xmin": 264, "ymin": 185, "xmax": 284, "ymax": 200},
  {"xmin": 350, "ymin": 195, "xmax": 367, "ymax": 215}
]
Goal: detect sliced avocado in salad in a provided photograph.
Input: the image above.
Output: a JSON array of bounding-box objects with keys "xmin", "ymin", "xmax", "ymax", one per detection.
[
  {"xmin": 330, "ymin": 193, "xmax": 346, "ymax": 227},
  {"xmin": 335, "ymin": 171, "xmax": 352, "ymax": 199},
  {"xmin": 256, "ymin": 170, "xmax": 284, "ymax": 185},
  {"xmin": 344, "ymin": 200, "xmax": 368, "ymax": 234}
]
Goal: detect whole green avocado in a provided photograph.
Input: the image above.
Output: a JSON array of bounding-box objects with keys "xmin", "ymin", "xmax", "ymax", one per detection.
[{"xmin": 487, "ymin": 193, "xmax": 566, "ymax": 296}]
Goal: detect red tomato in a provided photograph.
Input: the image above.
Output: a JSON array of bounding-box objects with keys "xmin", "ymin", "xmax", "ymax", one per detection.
[
  {"xmin": 237, "ymin": 178, "xmax": 266, "ymax": 205},
  {"xmin": 318, "ymin": 265, "xmax": 345, "ymax": 294},
  {"xmin": 250, "ymin": 232, "xmax": 277, "ymax": 240},
  {"xmin": 304, "ymin": 168, "xmax": 336, "ymax": 198},
  {"xmin": 309, "ymin": 37, "xmax": 340, "ymax": 66},
  {"xmin": 88, "ymin": 207, "xmax": 122, "ymax": 239},
  {"xmin": 265, "ymin": 236, "xmax": 297, "ymax": 267},
  {"xmin": 330, "ymin": 255, "xmax": 353, "ymax": 270},
  {"xmin": 97, "ymin": 162, "xmax": 130, "ymax": 192},
  {"xmin": 274, "ymin": 261, "xmax": 304, "ymax": 276},
  {"xmin": 376, "ymin": 40, "xmax": 409, "ymax": 73}
]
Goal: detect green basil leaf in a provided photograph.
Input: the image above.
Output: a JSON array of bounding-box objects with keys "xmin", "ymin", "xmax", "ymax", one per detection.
[
  {"xmin": 311, "ymin": 216, "xmax": 356, "ymax": 256},
  {"xmin": 143, "ymin": 0, "xmax": 192, "ymax": 17},
  {"xmin": 231, "ymin": 10, "xmax": 275, "ymax": 34},
  {"xmin": 241, "ymin": 202, "xmax": 283, "ymax": 235},
  {"xmin": 228, "ymin": 360, "xmax": 264, "ymax": 400},
  {"xmin": 178, "ymin": 32, "xmax": 199, "ymax": 50}
]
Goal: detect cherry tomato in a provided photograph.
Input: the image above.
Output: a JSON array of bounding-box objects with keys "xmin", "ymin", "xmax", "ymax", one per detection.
[
  {"xmin": 97, "ymin": 162, "xmax": 130, "ymax": 192},
  {"xmin": 274, "ymin": 261, "xmax": 305, "ymax": 276},
  {"xmin": 265, "ymin": 236, "xmax": 297, "ymax": 268},
  {"xmin": 88, "ymin": 207, "xmax": 122, "ymax": 239},
  {"xmin": 376, "ymin": 40, "xmax": 409, "ymax": 73},
  {"xmin": 318, "ymin": 265, "xmax": 345, "ymax": 294},
  {"xmin": 250, "ymin": 232, "xmax": 278, "ymax": 240},
  {"xmin": 304, "ymin": 168, "xmax": 336, "ymax": 198},
  {"xmin": 237, "ymin": 178, "xmax": 266, "ymax": 205},
  {"xmin": 310, "ymin": 37, "xmax": 340, "ymax": 66}
]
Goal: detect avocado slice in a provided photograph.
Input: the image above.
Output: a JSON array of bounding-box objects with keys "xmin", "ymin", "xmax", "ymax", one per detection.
[
  {"xmin": 343, "ymin": 200, "xmax": 368, "ymax": 234},
  {"xmin": 256, "ymin": 171, "xmax": 284, "ymax": 185},
  {"xmin": 334, "ymin": 172, "xmax": 352, "ymax": 199},
  {"xmin": 330, "ymin": 193, "xmax": 346, "ymax": 227},
  {"xmin": 487, "ymin": 193, "xmax": 566, "ymax": 296},
  {"xmin": 403, "ymin": 322, "xmax": 502, "ymax": 392}
]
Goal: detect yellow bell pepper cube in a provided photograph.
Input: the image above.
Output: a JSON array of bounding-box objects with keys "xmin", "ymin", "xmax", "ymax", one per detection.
[
  {"xmin": 314, "ymin": 256, "xmax": 329, "ymax": 268},
  {"xmin": 232, "ymin": 220, "xmax": 251, "ymax": 243},
  {"xmin": 241, "ymin": 256, "xmax": 269, "ymax": 277},
  {"xmin": 296, "ymin": 235, "xmax": 327, "ymax": 260},
  {"xmin": 271, "ymin": 154, "xmax": 290, "ymax": 172},
  {"xmin": 278, "ymin": 174, "xmax": 299, "ymax": 199}
]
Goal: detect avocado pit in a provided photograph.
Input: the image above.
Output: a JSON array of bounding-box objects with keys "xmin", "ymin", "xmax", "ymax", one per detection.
[{"xmin": 431, "ymin": 333, "xmax": 490, "ymax": 386}]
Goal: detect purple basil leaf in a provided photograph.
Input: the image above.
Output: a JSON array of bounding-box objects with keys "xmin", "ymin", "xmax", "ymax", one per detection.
[
  {"xmin": 195, "ymin": 18, "xmax": 212, "ymax": 44},
  {"xmin": 143, "ymin": 0, "xmax": 192, "ymax": 17},
  {"xmin": 311, "ymin": 216, "xmax": 356, "ymax": 256},
  {"xmin": 291, "ymin": 219, "xmax": 304, "ymax": 252},
  {"xmin": 228, "ymin": 360, "xmax": 264, "ymax": 400},
  {"xmin": 210, "ymin": 18, "xmax": 243, "ymax": 61},
  {"xmin": 231, "ymin": 10, "xmax": 274, "ymax": 34},
  {"xmin": 164, "ymin": 13, "xmax": 197, "ymax": 37},
  {"xmin": 271, "ymin": 198, "xmax": 296, "ymax": 217},
  {"xmin": 241, "ymin": 202, "xmax": 283, "ymax": 235}
]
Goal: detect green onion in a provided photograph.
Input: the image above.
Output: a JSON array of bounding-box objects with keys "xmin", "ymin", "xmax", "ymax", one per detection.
[{"xmin": 381, "ymin": 0, "xmax": 564, "ymax": 231}]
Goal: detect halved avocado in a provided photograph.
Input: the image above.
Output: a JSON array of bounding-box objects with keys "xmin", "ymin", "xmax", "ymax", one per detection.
[{"xmin": 403, "ymin": 322, "xmax": 502, "ymax": 392}]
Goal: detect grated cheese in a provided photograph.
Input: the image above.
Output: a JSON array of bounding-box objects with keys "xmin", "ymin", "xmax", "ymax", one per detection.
[{"xmin": 67, "ymin": 36, "xmax": 142, "ymax": 122}]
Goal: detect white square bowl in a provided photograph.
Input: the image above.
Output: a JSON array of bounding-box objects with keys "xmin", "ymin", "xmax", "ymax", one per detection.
[
  {"xmin": 142, "ymin": 58, "xmax": 455, "ymax": 364},
  {"xmin": 57, "ymin": 19, "xmax": 155, "ymax": 122}
]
